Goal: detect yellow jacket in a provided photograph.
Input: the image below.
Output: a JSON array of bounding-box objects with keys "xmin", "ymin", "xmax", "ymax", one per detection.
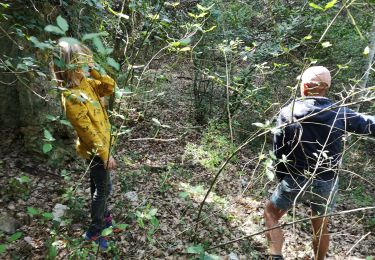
[{"xmin": 61, "ymin": 70, "xmax": 115, "ymax": 161}]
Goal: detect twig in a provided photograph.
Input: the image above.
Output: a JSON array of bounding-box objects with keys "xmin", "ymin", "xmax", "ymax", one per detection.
[
  {"xmin": 207, "ymin": 206, "xmax": 375, "ymax": 250},
  {"xmin": 129, "ymin": 137, "xmax": 178, "ymax": 142},
  {"xmin": 223, "ymin": 48, "xmax": 234, "ymax": 143},
  {"xmin": 346, "ymin": 232, "xmax": 372, "ymax": 255}
]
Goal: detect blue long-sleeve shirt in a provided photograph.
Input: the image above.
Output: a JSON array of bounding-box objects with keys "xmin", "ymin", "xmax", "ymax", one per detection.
[{"xmin": 274, "ymin": 97, "xmax": 375, "ymax": 180}]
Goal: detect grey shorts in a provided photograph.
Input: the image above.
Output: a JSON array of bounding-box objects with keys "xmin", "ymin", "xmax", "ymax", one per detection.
[{"xmin": 270, "ymin": 175, "xmax": 339, "ymax": 215}]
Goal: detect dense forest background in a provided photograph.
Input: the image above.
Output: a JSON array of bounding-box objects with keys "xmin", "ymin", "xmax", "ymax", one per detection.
[{"xmin": 0, "ymin": 0, "xmax": 374, "ymax": 259}]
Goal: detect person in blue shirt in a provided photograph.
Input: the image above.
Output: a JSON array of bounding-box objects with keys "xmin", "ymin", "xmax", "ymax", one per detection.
[{"xmin": 264, "ymin": 66, "xmax": 375, "ymax": 260}]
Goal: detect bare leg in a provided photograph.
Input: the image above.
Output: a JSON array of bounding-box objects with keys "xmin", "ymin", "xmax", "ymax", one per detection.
[
  {"xmin": 264, "ymin": 201, "xmax": 287, "ymax": 255},
  {"xmin": 311, "ymin": 213, "xmax": 329, "ymax": 260}
]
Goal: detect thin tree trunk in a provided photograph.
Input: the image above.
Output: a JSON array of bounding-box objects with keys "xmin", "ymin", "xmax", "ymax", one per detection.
[{"xmin": 356, "ymin": 18, "xmax": 375, "ymax": 111}]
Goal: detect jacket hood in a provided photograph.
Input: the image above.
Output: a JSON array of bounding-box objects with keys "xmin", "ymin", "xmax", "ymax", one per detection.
[{"xmin": 279, "ymin": 97, "xmax": 334, "ymax": 124}]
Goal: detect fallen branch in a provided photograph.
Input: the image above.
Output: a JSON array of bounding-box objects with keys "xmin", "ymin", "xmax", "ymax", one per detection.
[
  {"xmin": 207, "ymin": 206, "xmax": 375, "ymax": 250},
  {"xmin": 129, "ymin": 137, "xmax": 178, "ymax": 142},
  {"xmin": 346, "ymin": 231, "xmax": 372, "ymax": 256}
]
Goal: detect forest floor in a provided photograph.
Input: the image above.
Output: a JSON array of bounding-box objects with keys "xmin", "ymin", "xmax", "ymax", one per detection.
[{"xmin": 0, "ymin": 67, "xmax": 374, "ymax": 259}]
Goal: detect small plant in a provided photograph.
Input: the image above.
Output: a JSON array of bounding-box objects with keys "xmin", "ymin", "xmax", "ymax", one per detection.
[
  {"xmin": 61, "ymin": 187, "xmax": 86, "ymax": 222},
  {"xmin": 119, "ymin": 170, "xmax": 140, "ymax": 193},
  {"xmin": 135, "ymin": 205, "xmax": 159, "ymax": 243},
  {"xmin": 4, "ymin": 175, "xmax": 31, "ymax": 201},
  {"xmin": 0, "ymin": 232, "xmax": 23, "ymax": 255},
  {"xmin": 184, "ymin": 122, "xmax": 237, "ymax": 171},
  {"xmin": 42, "ymin": 129, "xmax": 55, "ymax": 154},
  {"xmin": 151, "ymin": 117, "xmax": 171, "ymax": 138}
]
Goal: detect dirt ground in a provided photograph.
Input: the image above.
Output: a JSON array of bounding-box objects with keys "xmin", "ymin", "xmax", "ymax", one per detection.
[{"xmin": 0, "ymin": 68, "xmax": 374, "ymax": 259}]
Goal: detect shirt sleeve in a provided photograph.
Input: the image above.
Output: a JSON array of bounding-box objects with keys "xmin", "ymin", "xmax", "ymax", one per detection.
[
  {"xmin": 343, "ymin": 108, "xmax": 375, "ymax": 135},
  {"xmin": 64, "ymin": 94, "xmax": 109, "ymax": 161},
  {"xmin": 89, "ymin": 69, "xmax": 115, "ymax": 97}
]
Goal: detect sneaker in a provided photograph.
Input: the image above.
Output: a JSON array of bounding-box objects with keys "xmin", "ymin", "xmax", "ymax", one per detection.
[
  {"xmin": 84, "ymin": 230, "xmax": 108, "ymax": 250},
  {"xmin": 265, "ymin": 255, "xmax": 284, "ymax": 260}
]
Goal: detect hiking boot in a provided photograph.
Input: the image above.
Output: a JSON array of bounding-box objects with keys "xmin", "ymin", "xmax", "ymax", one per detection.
[{"xmin": 265, "ymin": 255, "xmax": 284, "ymax": 260}]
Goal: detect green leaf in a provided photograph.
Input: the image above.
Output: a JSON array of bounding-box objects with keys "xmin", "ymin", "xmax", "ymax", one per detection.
[
  {"xmin": 108, "ymin": 5, "xmax": 130, "ymax": 19},
  {"xmin": 46, "ymin": 115, "xmax": 57, "ymax": 121},
  {"xmin": 0, "ymin": 244, "xmax": 6, "ymax": 254},
  {"xmin": 106, "ymin": 57, "xmax": 120, "ymax": 71},
  {"xmin": 44, "ymin": 129, "xmax": 55, "ymax": 141},
  {"xmin": 204, "ymin": 253, "xmax": 220, "ymax": 260},
  {"xmin": 137, "ymin": 218, "xmax": 145, "ymax": 228},
  {"xmin": 252, "ymin": 122, "xmax": 265, "ymax": 128},
  {"xmin": 303, "ymin": 35, "xmax": 312, "ymax": 40},
  {"xmin": 18, "ymin": 175, "xmax": 30, "ymax": 183},
  {"xmin": 48, "ymin": 244, "xmax": 57, "ymax": 259},
  {"xmin": 116, "ymin": 223, "xmax": 128, "ymax": 230},
  {"xmin": 179, "ymin": 191, "xmax": 189, "ymax": 199},
  {"xmin": 321, "ymin": 41, "xmax": 332, "ymax": 48},
  {"xmin": 82, "ymin": 32, "xmax": 109, "ymax": 41},
  {"xmin": 29, "ymin": 36, "xmax": 52, "ymax": 50},
  {"xmin": 179, "ymin": 38, "xmax": 191, "ymax": 46},
  {"xmin": 324, "ymin": 0, "xmax": 337, "ymax": 10},
  {"xmin": 37, "ymin": 71, "xmax": 47, "ymax": 78},
  {"xmin": 152, "ymin": 118, "xmax": 161, "ymax": 126},
  {"xmin": 197, "ymin": 4, "xmax": 213, "ymax": 11},
  {"xmin": 269, "ymin": 150, "xmax": 277, "ymax": 160},
  {"xmin": 56, "ymin": 15, "xmax": 69, "ymax": 32},
  {"xmin": 27, "ymin": 207, "xmax": 40, "ymax": 216},
  {"xmin": 59, "ymin": 37, "xmax": 80, "ymax": 46},
  {"xmin": 43, "ymin": 143, "xmax": 53, "ymax": 153},
  {"xmin": 101, "ymin": 227, "xmax": 113, "ymax": 236},
  {"xmin": 337, "ymin": 64, "xmax": 349, "ymax": 69},
  {"xmin": 363, "ymin": 46, "xmax": 370, "ymax": 55},
  {"xmin": 8, "ymin": 232, "xmax": 22, "ymax": 242},
  {"xmin": 59, "ymin": 120, "xmax": 72, "ymax": 127},
  {"xmin": 104, "ymin": 48, "xmax": 114, "ymax": 55},
  {"xmin": 93, "ymin": 37, "xmax": 106, "ymax": 55},
  {"xmin": 204, "ymin": 25, "xmax": 216, "ymax": 33},
  {"xmin": 150, "ymin": 217, "xmax": 159, "ymax": 227},
  {"xmin": 309, "ymin": 3, "xmax": 324, "ymax": 11},
  {"xmin": 42, "ymin": 212, "xmax": 53, "ymax": 220},
  {"xmin": 187, "ymin": 244, "xmax": 204, "ymax": 254},
  {"xmin": 44, "ymin": 25, "xmax": 65, "ymax": 35},
  {"xmin": 179, "ymin": 47, "xmax": 191, "ymax": 52},
  {"xmin": 170, "ymin": 41, "xmax": 180, "ymax": 47},
  {"xmin": 149, "ymin": 208, "xmax": 158, "ymax": 216},
  {"xmin": 266, "ymin": 169, "xmax": 274, "ymax": 181}
]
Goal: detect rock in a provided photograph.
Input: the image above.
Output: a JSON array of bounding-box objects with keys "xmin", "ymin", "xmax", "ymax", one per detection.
[
  {"xmin": 24, "ymin": 236, "xmax": 38, "ymax": 248},
  {"xmin": 0, "ymin": 212, "xmax": 21, "ymax": 234},
  {"xmin": 228, "ymin": 252, "xmax": 239, "ymax": 260},
  {"xmin": 124, "ymin": 191, "xmax": 138, "ymax": 202},
  {"xmin": 240, "ymin": 177, "xmax": 249, "ymax": 187},
  {"xmin": 17, "ymin": 199, "xmax": 26, "ymax": 206},
  {"xmin": 8, "ymin": 203, "xmax": 15, "ymax": 210},
  {"xmin": 52, "ymin": 203, "xmax": 69, "ymax": 225}
]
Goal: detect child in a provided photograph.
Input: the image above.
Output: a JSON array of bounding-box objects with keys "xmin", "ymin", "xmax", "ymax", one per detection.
[{"xmin": 53, "ymin": 40, "xmax": 117, "ymax": 249}]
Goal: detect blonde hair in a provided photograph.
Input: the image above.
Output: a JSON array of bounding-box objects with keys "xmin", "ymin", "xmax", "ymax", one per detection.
[{"xmin": 53, "ymin": 40, "xmax": 92, "ymax": 87}]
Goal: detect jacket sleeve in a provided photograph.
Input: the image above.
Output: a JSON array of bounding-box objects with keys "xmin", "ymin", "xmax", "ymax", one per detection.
[
  {"xmin": 89, "ymin": 69, "xmax": 115, "ymax": 97},
  {"xmin": 343, "ymin": 108, "xmax": 375, "ymax": 135},
  {"xmin": 64, "ymin": 94, "xmax": 109, "ymax": 161}
]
